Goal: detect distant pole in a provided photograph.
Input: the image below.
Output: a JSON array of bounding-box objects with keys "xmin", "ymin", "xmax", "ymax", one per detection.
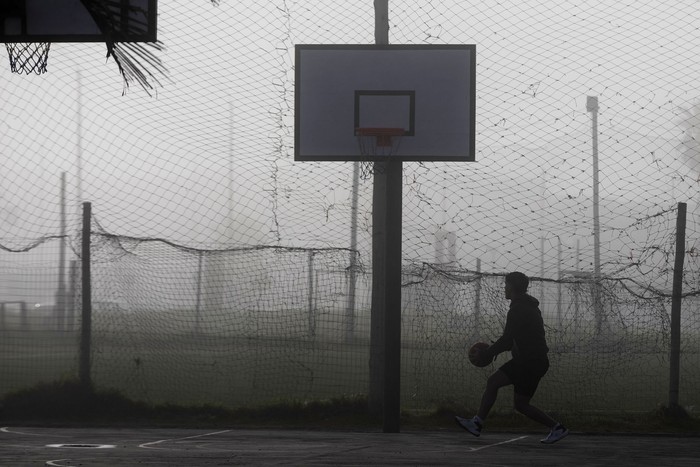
[
  {"xmin": 540, "ymin": 236, "xmax": 545, "ymax": 305},
  {"xmin": 55, "ymin": 172, "xmax": 67, "ymax": 330},
  {"xmin": 79, "ymin": 202, "xmax": 92, "ymax": 390},
  {"xmin": 228, "ymin": 102, "xmax": 234, "ymax": 240},
  {"xmin": 308, "ymin": 250, "xmax": 316, "ymax": 338},
  {"xmin": 557, "ymin": 236, "xmax": 562, "ymax": 330},
  {"xmin": 20, "ymin": 301, "xmax": 28, "ymax": 330},
  {"xmin": 587, "ymin": 96, "xmax": 603, "ymax": 334},
  {"xmin": 76, "ymin": 71, "xmax": 83, "ymax": 207},
  {"xmin": 346, "ymin": 160, "xmax": 359, "ymax": 344},
  {"xmin": 195, "ymin": 251, "xmax": 203, "ymax": 336},
  {"xmin": 474, "ymin": 259, "xmax": 482, "ymax": 335},
  {"xmin": 576, "ymin": 239, "xmax": 580, "ymax": 271},
  {"xmin": 540, "ymin": 235, "xmax": 545, "ymax": 274},
  {"xmin": 669, "ymin": 202, "xmax": 686, "ymax": 411},
  {"xmin": 68, "ymin": 260, "xmax": 77, "ymax": 330},
  {"xmin": 575, "ymin": 240, "xmax": 580, "ymax": 335}
]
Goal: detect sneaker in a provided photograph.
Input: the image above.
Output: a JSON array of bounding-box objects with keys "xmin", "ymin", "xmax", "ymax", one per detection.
[
  {"xmin": 455, "ymin": 415, "xmax": 482, "ymax": 437},
  {"xmin": 540, "ymin": 423, "xmax": 569, "ymax": 444}
]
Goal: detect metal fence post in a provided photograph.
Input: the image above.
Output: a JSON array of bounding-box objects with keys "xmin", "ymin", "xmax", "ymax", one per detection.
[
  {"xmin": 669, "ymin": 202, "xmax": 686, "ymax": 412},
  {"xmin": 79, "ymin": 202, "xmax": 92, "ymax": 390}
]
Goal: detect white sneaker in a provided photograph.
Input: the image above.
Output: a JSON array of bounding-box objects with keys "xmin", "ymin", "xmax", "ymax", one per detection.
[
  {"xmin": 541, "ymin": 423, "xmax": 569, "ymax": 444},
  {"xmin": 455, "ymin": 415, "xmax": 482, "ymax": 437}
]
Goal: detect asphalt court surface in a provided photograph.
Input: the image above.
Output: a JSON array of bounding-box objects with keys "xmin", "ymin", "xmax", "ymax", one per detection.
[{"xmin": 1, "ymin": 426, "xmax": 699, "ymax": 466}]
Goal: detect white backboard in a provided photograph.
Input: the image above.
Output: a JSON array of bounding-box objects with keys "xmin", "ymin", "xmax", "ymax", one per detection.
[{"xmin": 295, "ymin": 44, "xmax": 476, "ymax": 161}]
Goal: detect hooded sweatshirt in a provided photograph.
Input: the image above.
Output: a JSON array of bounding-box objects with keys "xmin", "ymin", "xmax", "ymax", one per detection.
[{"xmin": 483, "ymin": 294, "xmax": 549, "ymax": 362}]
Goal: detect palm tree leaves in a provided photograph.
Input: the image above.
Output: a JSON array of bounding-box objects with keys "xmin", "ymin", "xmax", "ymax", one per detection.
[{"xmin": 80, "ymin": 0, "xmax": 167, "ymax": 96}]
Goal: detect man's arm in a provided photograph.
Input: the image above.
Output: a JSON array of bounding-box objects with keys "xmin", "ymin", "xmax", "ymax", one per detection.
[{"xmin": 481, "ymin": 309, "xmax": 517, "ymax": 360}]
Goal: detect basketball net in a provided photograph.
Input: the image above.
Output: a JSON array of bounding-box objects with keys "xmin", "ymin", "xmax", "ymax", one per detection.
[
  {"xmin": 355, "ymin": 128, "xmax": 405, "ymax": 179},
  {"xmin": 5, "ymin": 42, "xmax": 51, "ymax": 74}
]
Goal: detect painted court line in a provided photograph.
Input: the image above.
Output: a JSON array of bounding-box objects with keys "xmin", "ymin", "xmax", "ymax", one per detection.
[
  {"xmin": 468, "ymin": 435, "xmax": 528, "ymax": 452},
  {"xmin": 46, "ymin": 460, "xmax": 75, "ymax": 467},
  {"xmin": 1, "ymin": 426, "xmax": 69, "ymax": 438},
  {"xmin": 139, "ymin": 429, "xmax": 232, "ymax": 449}
]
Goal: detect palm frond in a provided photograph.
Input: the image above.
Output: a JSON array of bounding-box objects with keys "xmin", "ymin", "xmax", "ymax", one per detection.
[
  {"xmin": 106, "ymin": 41, "xmax": 168, "ymax": 96},
  {"xmin": 80, "ymin": 0, "xmax": 168, "ymax": 96}
]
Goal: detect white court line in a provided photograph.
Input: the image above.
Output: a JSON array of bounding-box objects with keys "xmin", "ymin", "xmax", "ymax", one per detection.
[
  {"xmin": 139, "ymin": 429, "xmax": 232, "ymax": 450},
  {"xmin": 2, "ymin": 426, "xmax": 38, "ymax": 435},
  {"xmin": 1, "ymin": 426, "xmax": 68, "ymax": 437},
  {"xmin": 468, "ymin": 435, "xmax": 528, "ymax": 452},
  {"xmin": 46, "ymin": 460, "xmax": 73, "ymax": 467}
]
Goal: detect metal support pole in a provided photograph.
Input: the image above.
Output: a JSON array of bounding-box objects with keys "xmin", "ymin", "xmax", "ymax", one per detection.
[
  {"xmin": 55, "ymin": 172, "xmax": 67, "ymax": 330},
  {"xmin": 308, "ymin": 250, "xmax": 316, "ymax": 338},
  {"xmin": 474, "ymin": 258, "xmax": 482, "ymax": 335},
  {"xmin": 383, "ymin": 159, "xmax": 402, "ymax": 433},
  {"xmin": 369, "ymin": 2, "xmax": 389, "ymax": 416},
  {"xmin": 368, "ymin": 0, "xmax": 402, "ymax": 433},
  {"xmin": 557, "ymin": 236, "xmax": 562, "ymax": 331},
  {"xmin": 195, "ymin": 251, "xmax": 203, "ymax": 336},
  {"xmin": 79, "ymin": 202, "xmax": 92, "ymax": 390},
  {"xmin": 669, "ymin": 202, "xmax": 686, "ymax": 411},
  {"xmin": 587, "ymin": 96, "xmax": 603, "ymax": 334},
  {"xmin": 346, "ymin": 160, "xmax": 359, "ymax": 344}
]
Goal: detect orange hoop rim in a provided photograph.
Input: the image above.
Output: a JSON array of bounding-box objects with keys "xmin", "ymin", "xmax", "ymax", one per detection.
[{"xmin": 355, "ymin": 127, "xmax": 406, "ymax": 137}]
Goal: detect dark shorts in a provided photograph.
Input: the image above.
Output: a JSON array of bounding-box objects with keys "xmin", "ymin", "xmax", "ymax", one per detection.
[{"xmin": 499, "ymin": 358, "xmax": 549, "ymax": 398}]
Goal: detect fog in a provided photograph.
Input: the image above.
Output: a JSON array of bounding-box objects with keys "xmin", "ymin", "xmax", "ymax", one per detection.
[{"xmin": 2, "ymin": 0, "xmax": 700, "ymax": 305}]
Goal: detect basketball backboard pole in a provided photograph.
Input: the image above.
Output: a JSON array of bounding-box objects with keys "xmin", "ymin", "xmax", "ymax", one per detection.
[
  {"xmin": 293, "ymin": 15, "xmax": 476, "ymax": 436},
  {"xmin": 368, "ymin": 0, "xmax": 402, "ymax": 434}
]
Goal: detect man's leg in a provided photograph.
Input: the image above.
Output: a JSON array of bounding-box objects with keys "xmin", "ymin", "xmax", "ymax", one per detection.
[
  {"xmin": 455, "ymin": 369, "xmax": 511, "ymax": 437},
  {"xmin": 513, "ymin": 392, "xmax": 556, "ymax": 428},
  {"xmin": 513, "ymin": 392, "xmax": 569, "ymax": 444},
  {"xmin": 477, "ymin": 369, "xmax": 511, "ymax": 420}
]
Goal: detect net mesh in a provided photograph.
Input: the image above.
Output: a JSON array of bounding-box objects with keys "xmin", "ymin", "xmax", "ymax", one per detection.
[
  {"xmin": 1, "ymin": 0, "xmax": 700, "ymax": 416},
  {"xmin": 5, "ymin": 42, "xmax": 51, "ymax": 75},
  {"xmin": 355, "ymin": 128, "xmax": 405, "ymax": 179}
]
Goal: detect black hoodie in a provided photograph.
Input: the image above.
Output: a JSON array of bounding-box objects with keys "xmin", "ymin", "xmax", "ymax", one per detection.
[{"xmin": 483, "ymin": 294, "xmax": 549, "ymax": 362}]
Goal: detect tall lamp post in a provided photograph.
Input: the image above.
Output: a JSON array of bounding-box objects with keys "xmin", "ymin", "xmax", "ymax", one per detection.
[{"xmin": 587, "ymin": 96, "xmax": 603, "ymax": 333}]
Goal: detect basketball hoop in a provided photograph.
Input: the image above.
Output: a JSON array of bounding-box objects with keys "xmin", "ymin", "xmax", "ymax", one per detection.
[
  {"xmin": 355, "ymin": 127, "xmax": 405, "ymax": 179},
  {"xmin": 5, "ymin": 42, "xmax": 51, "ymax": 74}
]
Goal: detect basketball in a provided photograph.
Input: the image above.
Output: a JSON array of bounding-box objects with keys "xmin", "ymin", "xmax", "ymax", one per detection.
[{"xmin": 468, "ymin": 342, "xmax": 492, "ymax": 367}]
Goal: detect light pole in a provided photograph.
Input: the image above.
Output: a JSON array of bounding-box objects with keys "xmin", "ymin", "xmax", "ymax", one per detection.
[
  {"xmin": 587, "ymin": 96, "xmax": 603, "ymax": 333},
  {"xmin": 347, "ymin": 161, "xmax": 359, "ymax": 344}
]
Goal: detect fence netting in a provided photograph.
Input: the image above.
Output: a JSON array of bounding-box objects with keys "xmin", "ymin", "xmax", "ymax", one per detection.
[{"xmin": 2, "ymin": 0, "xmax": 700, "ymax": 416}]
